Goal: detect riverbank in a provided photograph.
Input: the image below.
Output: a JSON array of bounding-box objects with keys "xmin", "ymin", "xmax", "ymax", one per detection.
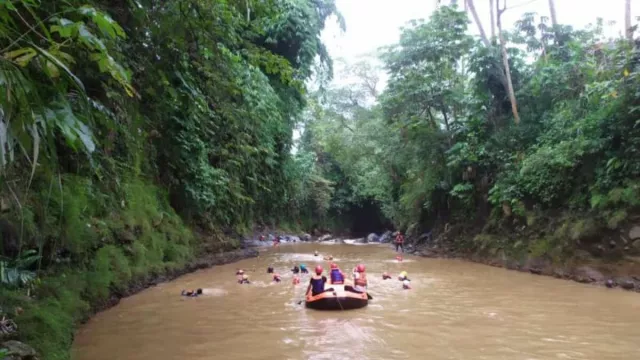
[
  {"xmin": 411, "ymin": 221, "xmax": 640, "ymax": 293},
  {"xmin": 0, "ymin": 244, "xmax": 260, "ymax": 360},
  {"xmin": 90, "ymin": 247, "xmax": 260, "ymax": 314}
]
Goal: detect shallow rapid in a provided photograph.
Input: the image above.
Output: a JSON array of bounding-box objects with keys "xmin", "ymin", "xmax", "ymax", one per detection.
[{"xmin": 73, "ymin": 243, "xmax": 640, "ymax": 360}]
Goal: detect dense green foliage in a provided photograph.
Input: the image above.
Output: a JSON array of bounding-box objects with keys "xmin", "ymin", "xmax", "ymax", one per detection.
[
  {"xmin": 301, "ymin": 6, "xmax": 640, "ymax": 245},
  {"xmin": 0, "ymin": 0, "xmax": 340, "ymax": 358}
]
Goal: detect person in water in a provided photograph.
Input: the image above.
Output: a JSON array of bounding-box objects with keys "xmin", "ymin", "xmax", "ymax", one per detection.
[
  {"xmin": 273, "ymin": 273, "xmax": 281, "ymax": 283},
  {"xmin": 329, "ymin": 263, "xmax": 345, "ymax": 284},
  {"xmin": 291, "ymin": 265, "xmax": 300, "ymax": 274},
  {"xmin": 395, "ymin": 232, "xmax": 405, "ymax": 253},
  {"xmin": 236, "ymin": 269, "xmax": 245, "ymax": 282},
  {"xmin": 352, "ymin": 264, "xmax": 368, "ymax": 293},
  {"xmin": 307, "ymin": 265, "xmax": 333, "ymax": 296},
  {"xmin": 267, "ymin": 266, "xmax": 274, "ymax": 273},
  {"xmin": 402, "ymin": 279, "xmax": 411, "ymax": 289},
  {"xmin": 314, "ymin": 250, "xmax": 319, "ymax": 257},
  {"xmin": 300, "ymin": 264, "xmax": 308, "ymax": 274},
  {"xmin": 382, "ymin": 272, "xmax": 392, "ymax": 280},
  {"xmin": 396, "ymin": 255, "xmax": 403, "ymax": 262},
  {"xmin": 398, "ymin": 271, "xmax": 410, "ymax": 281},
  {"xmin": 181, "ymin": 288, "xmax": 203, "ymax": 297},
  {"xmin": 238, "ymin": 274, "xmax": 250, "ymax": 284},
  {"xmin": 292, "ymin": 275, "xmax": 301, "ymax": 285}
]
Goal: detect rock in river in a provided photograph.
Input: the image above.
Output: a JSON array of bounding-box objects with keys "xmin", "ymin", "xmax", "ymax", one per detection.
[
  {"xmin": 318, "ymin": 234, "xmax": 332, "ymax": 242},
  {"xmin": 574, "ymin": 266, "xmax": 604, "ymax": 282},
  {"xmin": 379, "ymin": 231, "xmax": 393, "ymax": 243},
  {"xmin": 366, "ymin": 233, "xmax": 379, "ymax": 243},
  {"xmin": 617, "ymin": 277, "xmax": 636, "ymax": 290}
]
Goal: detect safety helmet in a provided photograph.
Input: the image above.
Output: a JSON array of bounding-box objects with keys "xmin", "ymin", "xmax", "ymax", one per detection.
[{"xmin": 315, "ymin": 265, "xmax": 323, "ymax": 275}]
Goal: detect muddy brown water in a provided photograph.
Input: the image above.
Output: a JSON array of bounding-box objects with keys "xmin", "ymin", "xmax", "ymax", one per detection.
[{"xmin": 73, "ymin": 243, "xmax": 640, "ymax": 360}]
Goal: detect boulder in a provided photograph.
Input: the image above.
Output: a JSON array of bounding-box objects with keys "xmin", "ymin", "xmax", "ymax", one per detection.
[
  {"xmin": 318, "ymin": 234, "xmax": 332, "ymax": 242},
  {"xmin": 575, "ymin": 266, "xmax": 605, "ymax": 282},
  {"xmin": 417, "ymin": 232, "xmax": 433, "ymax": 244},
  {"xmin": 629, "ymin": 226, "xmax": 640, "ymax": 240},
  {"xmin": 617, "ymin": 277, "xmax": 636, "ymax": 290},
  {"xmin": 2, "ymin": 340, "xmax": 38, "ymax": 360},
  {"xmin": 529, "ymin": 268, "xmax": 543, "ymax": 275},
  {"xmin": 553, "ymin": 269, "xmax": 567, "ymax": 279},
  {"xmin": 379, "ymin": 231, "xmax": 393, "ymax": 243},
  {"xmin": 632, "ymin": 239, "xmax": 640, "ymax": 251},
  {"xmin": 366, "ymin": 233, "xmax": 378, "ymax": 243},
  {"xmin": 302, "ymin": 233, "xmax": 312, "ymax": 242},
  {"xmin": 288, "ymin": 236, "xmax": 300, "ymax": 243}
]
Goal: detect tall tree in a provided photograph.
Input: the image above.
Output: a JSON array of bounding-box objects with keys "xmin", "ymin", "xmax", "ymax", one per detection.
[
  {"xmin": 548, "ymin": 0, "xmax": 558, "ymax": 27},
  {"xmin": 496, "ymin": 0, "xmax": 521, "ymax": 124},
  {"xmin": 465, "ymin": 0, "xmax": 491, "ymax": 47},
  {"xmin": 625, "ymin": 0, "xmax": 633, "ymax": 42},
  {"xmin": 490, "ymin": 0, "xmax": 496, "ymax": 39}
]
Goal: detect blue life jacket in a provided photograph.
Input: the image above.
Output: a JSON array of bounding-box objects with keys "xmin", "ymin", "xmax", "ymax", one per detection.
[
  {"xmin": 330, "ymin": 269, "xmax": 344, "ymax": 284},
  {"xmin": 310, "ymin": 276, "xmax": 326, "ymax": 295}
]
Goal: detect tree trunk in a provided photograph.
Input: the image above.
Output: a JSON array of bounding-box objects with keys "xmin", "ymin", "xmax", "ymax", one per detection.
[
  {"xmin": 465, "ymin": 0, "xmax": 491, "ymax": 47},
  {"xmin": 496, "ymin": 0, "xmax": 521, "ymax": 125},
  {"xmin": 489, "ymin": 0, "xmax": 495, "ymax": 39},
  {"xmin": 625, "ymin": 0, "xmax": 633, "ymax": 42},
  {"xmin": 548, "ymin": 0, "xmax": 558, "ymax": 27}
]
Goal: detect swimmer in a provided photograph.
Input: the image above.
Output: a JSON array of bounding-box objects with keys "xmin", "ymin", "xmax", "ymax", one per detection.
[
  {"xmin": 314, "ymin": 250, "xmax": 319, "ymax": 256},
  {"xmin": 291, "ymin": 265, "xmax": 300, "ymax": 274},
  {"xmin": 398, "ymin": 271, "xmax": 410, "ymax": 281},
  {"xmin": 300, "ymin": 264, "xmax": 308, "ymax": 274},
  {"xmin": 402, "ymin": 279, "xmax": 411, "ymax": 289},
  {"xmin": 292, "ymin": 275, "xmax": 301, "ymax": 285},
  {"xmin": 382, "ymin": 272, "xmax": 392, "ymax": 280},
  {"xmin": 236, "ymin": 269, "xmax": 245, "ymax": 282},
  {"xmin": 181, "ymin": 288, "xmax": 203, "ymax": 297},
  {"xmin": 238, "ymin": 274, "xmax": 250, "ymax": 284},
  {"xmin": 272, "ymin": 273, "xmax": 282, "ymax": 283},
  {"xmin": 267, "ymin": 266, "xmax": 274, "ymax": 273},
  {"xmin": 396, "ymin": 255, "xmax": 403, "ymax": 262}
]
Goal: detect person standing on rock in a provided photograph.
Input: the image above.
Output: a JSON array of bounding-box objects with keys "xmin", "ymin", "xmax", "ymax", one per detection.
[{"xmin": 395, "ymin": 232, "xmax": 405, "ymax": 253}]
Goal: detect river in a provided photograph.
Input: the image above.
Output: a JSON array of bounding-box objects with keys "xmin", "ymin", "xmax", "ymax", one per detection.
[{"xmin": 72, "ymin": 243, "xmax": 640, "ymax": 360}]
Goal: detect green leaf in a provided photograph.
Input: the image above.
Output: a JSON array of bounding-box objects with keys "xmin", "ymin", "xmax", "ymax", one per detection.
[{"xmin": 31, "ymin": 44, "xmax": 85, "ymax": 91}]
